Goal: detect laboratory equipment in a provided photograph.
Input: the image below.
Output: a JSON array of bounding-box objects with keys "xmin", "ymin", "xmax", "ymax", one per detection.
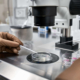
[
  {"xmin": 29, "ymin": 0, "xmax": 80, "ymax": 51},
  {"xmin": 27, "ymin": 52, "xmax": 59, "ymax": 64},
  {"xmin": 60, "ymin": 49, "xmax": 80, "ymax": 69},
  {"xmin": 11, "ymin": 26, "xmax": 33, "ymax": 43},
  {"xmin": 32, "ymin": 52, "xmax": 52, "ymax": 62},
  {"xmin": 38, "ymin": 30, "xmax": 50, "ymax": 38},
  {"xmin": 23, "ymin": 0, "xmax": 80, "ymax": 64},
  {"xmin": 51, "ymin": 27, "xmax": 61, "ymax": 38},
  {"xmin": 20, "ymin": 45, "xmax": 59, "ymax": 63},
  {"xmin": 20, "ymin": 45, "xmax": 36, "ymax": 53},
  {"xmin": 61, "ymin": 50, "xmax": 72, "ymax": 68}
]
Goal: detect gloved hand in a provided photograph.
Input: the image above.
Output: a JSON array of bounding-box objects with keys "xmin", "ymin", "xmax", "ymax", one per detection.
[
  {"xmin": 0, "ymin": 32, "xmax": 23, "ymax": 54},
  {"xmin": 55, "ymin": 58, "xmax": 80, "ymax": 80}
]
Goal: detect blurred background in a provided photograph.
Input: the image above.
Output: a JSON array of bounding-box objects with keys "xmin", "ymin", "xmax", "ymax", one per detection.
[
  {"xmin": 0, "ymin": 0, "xmax": 80, "ymax": 29},
  {"xmin": 0, "ymin": 0, "xmax": 80, "ymax": 40},
  {"xmin": 0, "ymin": 0, "xmax": 13, "ymax": 24}
]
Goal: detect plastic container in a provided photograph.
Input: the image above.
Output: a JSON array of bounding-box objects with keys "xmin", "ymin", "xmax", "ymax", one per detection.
[{"xmin": 61, "ymin": 51, "xmax": 72, "ymax": 68}]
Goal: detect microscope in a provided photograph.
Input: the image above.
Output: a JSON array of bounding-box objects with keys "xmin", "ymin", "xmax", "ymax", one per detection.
[{"xmin": 30, "ymin": 0, "xmax": 80, "ymax": 51}]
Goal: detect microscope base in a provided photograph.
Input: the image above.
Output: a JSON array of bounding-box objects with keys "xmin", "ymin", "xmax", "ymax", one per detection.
[
  {"xmin": 55, "ymin": 37, "xmax": 79, "ymax": 51},
  {"xmin": 55, "ymin": 42, "xmax": 78, "ymax": 51}
]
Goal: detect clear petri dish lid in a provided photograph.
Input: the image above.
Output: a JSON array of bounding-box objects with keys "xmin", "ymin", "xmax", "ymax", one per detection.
[{"xmin": 32, "ymin": 52, "xmax": 52, "ymax": 62}]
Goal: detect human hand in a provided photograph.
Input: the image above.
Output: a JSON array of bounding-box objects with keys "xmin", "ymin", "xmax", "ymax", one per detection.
[{"xmin": 0, "ymin": 32, "xmax": 23, "ymax": 54}]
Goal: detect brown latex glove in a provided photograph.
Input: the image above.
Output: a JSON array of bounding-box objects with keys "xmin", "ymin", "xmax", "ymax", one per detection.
[
  {"xmin": 55, "ymin": 58, "xmax": 80, "ymax": 80},
  {"xmin": 0, "ymin": 32, "xmax": 23, "ymax": 54}
]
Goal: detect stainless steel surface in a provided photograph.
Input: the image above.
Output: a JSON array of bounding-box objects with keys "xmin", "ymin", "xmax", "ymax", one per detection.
[
  {"xmin": 65, "ymin": 27, "xmax": 71, "ymax": 37},
  {"xmin": 1, "ymin": 52, "xmax": 63, "ymax": 79},
  {"xmin": 11, "ymin": 27, "xmax": 33, "ymax": 42},
  {"xmin": 62, "ymin": 27, "xmax": 71, "ymax": 37},
  {"xmin": 1, "ymin": 54, "xmax": 62, "ymax": 80},
  {"xmin": 0, "ymin": 60, "xmax": 48, "ymax": 80},
  {"xmin": 0, "ymin": 32, "xmax": 72, "ymax": 80},
  {"xmin": 62, "ymin": 28, "xmax": 65, "ymax": 37}
]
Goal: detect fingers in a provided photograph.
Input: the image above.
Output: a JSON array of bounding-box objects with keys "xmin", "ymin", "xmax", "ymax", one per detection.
[
  {"xmin": 17, "ymin": 46, "xmax": 20, "ymax": 50},
  {"xmin": 0, "ymin": 47, "xmax": 13, "ymax": 53},
  {"xmin": 12, "ymin": 48, "xmax": 18, "ymax": 54},
  {"xmin": 11, "ymin": 47, "xmax": 21, "ymax": 54},
  {"xmin": 5, "ymin": 32, "xmax": 23, "ymax": 45},
  {"xmin": 0, "ymin": 39, "xmax": 19, "ymax": 47},
  {"xmin": 0, "ymin": 32, "xmax": 22, "ymax": 54},
  {"xmin": 10, "ymin": 47, "xmax": 21, "ymax": 54},
  {"xmin": 0, "ymin": 47, "xmax": 19, "ymax": 54}
]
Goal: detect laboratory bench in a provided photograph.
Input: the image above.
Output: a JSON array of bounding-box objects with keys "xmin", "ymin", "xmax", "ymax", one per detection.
[{"xmin": 0, "ymin": 31, "xmax": 79, "ymax": 80}]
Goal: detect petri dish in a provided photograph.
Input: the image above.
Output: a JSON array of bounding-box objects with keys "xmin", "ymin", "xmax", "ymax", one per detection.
[{"xmin": 32, "ymin": 52, "xmax": 52, "ymax": 62}]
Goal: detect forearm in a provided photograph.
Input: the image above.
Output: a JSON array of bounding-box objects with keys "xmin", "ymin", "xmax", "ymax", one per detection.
[
  {"xmin": 55, "ymin": 78, "xmax": 66, "ymax": 80},
  {"xmin": 55, "ymin": 63, "xmax": 80, "ymax": 80}
]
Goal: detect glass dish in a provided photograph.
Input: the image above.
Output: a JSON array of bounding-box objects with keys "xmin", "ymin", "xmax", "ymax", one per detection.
[{"xmin": 32, "ymin": 52, "xmax": 52, "ymax": 62}]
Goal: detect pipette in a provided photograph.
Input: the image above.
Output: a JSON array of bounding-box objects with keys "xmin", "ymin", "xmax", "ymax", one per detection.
[{"xmin": 20, "ymin": 45, "xmax": 37, "ymax": 53}]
